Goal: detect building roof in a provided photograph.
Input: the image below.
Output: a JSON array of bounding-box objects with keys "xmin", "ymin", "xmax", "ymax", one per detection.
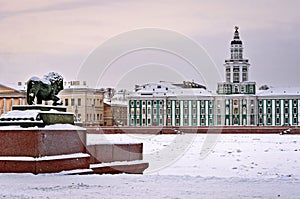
[
  {"xmin": 257, "ymin": 87, "xmax": 300, "ymax": 96},
  {"xmin": 0, "ymin": 82, "xmax": 26, "ymax": 93},
  {"xmin": 131, "ymin": 81, "xmax": 212, "ymax": 98}
]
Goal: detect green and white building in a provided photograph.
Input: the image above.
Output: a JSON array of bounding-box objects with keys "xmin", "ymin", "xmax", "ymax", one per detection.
[{"xmin": 128, "ymin": 27, "xmax": 300, "ymax": 126}]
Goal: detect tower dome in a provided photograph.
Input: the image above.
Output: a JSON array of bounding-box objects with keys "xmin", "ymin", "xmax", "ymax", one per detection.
[{"xmin": 231, "ymin": 26, "xmax": 243, "ymax": 45}]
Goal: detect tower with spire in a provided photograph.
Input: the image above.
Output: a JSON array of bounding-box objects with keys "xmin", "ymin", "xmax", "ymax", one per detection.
[{"xmin": 217, "ymin": 26, "xmax": 256, "ymax": 95}]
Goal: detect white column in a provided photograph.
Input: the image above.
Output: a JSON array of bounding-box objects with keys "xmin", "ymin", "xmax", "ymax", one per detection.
[
  {"xmin": 281, "ymin": 100, "xmax": 284, "ymax": 125},
  {"xmin": 3, "ymin": 98, "xmax": 6, "ymax": 114},
  {"xmin": 172, "ymin": 101, "xmax": 176, "ymax": 126},
  {"xmin": 180, "ymin": 101, "xmax": 184, "ymax": 126},
  {"xmin": 263, "ymin": 100, "xmax": 266, "ymax": 125},
  {"xmin": 205, "ymin": 101, "xmax": 209, "ymax": 125},
  {"xmin": 197, "ymin": 100, "xmax": 200, "ymax": 126},
  {"xmin": 289, "ymin": 100, "xmax": 293, "ymax": 125},
  {"xmin": 189, "ymin": 101, "xmax": 192, "ymax": 126},
  {"xmin": 272, "ymin": 100, "xmax": 275, "ymax": 125}
]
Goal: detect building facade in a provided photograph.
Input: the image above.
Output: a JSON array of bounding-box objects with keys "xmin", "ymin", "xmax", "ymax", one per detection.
[
  {"xmin": 128, "ymin": 27, "xmax": 300, "ymax": 126},
  {"xmin": 103, "ymin": 89, "xmax": 128, "ymax": 126},
  {"xmin": 0, "ymin": 82, "xmax": 26, "ymax": 115},
  {"xmin": 58, "ymin": 81, "xmax": 105, "ymax": 126}
]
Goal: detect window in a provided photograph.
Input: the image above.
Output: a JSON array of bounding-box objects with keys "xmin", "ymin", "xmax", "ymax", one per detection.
[
  {"xmin": 71, "ymin": 98, "xmax": 75, "ymax": 106},
  {"xmin": 276, "ymin": 107, "xmax": 280, "ymax": 114},
  {"xmin": 193, "ymin": 108, "xmax": 196, "ymax": 115},
  {"xmin": 285, "ymin": 108, "xmax": 289, "ymax": 114},
  {"xmin": 233, "ymin": 67, "xmax": 240, "ymax": 83},
  {"xmin": 193, "ymin": 118, "xmax": 197, "ymax": 125},
  {"xmin": 184, "ymin": 108, "xmax": 188, "ymax": 115},
  {"xmin": 65, "ymin": 99, "xmax": 69, "ymax": 106},
  {"xmin": 241, "ymin": 86, "xmax": 245, "ymax": 93},
  {"xmin": 293, "ymin": 117, "xmax": 297, "ymax": 124},
  {"xmin": 184, "ymin": 118, "xmax": 188, "ymax": 125},
  {"xmin": 276, "ymin": 117, "xmax": 280, "ymax": 124},
  {"xmin": 201, "ymin": 108, "xmax": 205, "ymax": 115},
  {"xmin": 176, "ymin": 108, "xmax": 179, "ymax": 115},
  {"xmin": 285, "ymin": 118, "xmax": 289, "ymax": 124},
  {"xmin": 294, "ymin": 107, "xmax": 297, "ymax": 114},
  {"xmin": 242, "ymin": 67, "xmax": 248, "ymax": 82},
  {"xmin": 249, "ymin": 86, "xmax": 253, "ymax": 93},
  {"xmin": 226, "ymin": 68, "xmax": 231, "ymax": 82},
  {"xmin": 167, "ymin": 108, "xmax": 171, "ymax": 115},
  {"xmin": 267, "ymin": 118, "xmax": 271, "ymax": 124},
  {"xmin": 159, "ymin": 101, "xmax": 163, "ymax": 106},
  {"xmin": 234, "ymin": 108, "xmax": 239, "ymax": 115},
  {"xmin": 184, "ymin": 101, "xmax": 188, "ymax": 107},
  {"xmin": 192, "ymin": 101, "xmax": 196, "ymax": 107},
  {"xmin": 285, "ymin": 100, "xmax": 289, "ymax": 105},
  {"xmin": 78, "ymin": 98, "xmax": 81, "ymax": 106},
  {"xmin": 233, "ymin": 99, "xmax": 238, "ymax": 106},
  {"xmin": 293, "ymin": 100, "xmax": 298, "ymax": 106},
  {"xmin": 159, "ymin": 108, "xmax": 163, "ymax": 115},
  {"xmin": 167, "ymin": 101, "xmax": 171, "ymax": 106},
  {"xmin": 159, "ymin": 118, "xmax": 163, "ymax": 125},
  {"xmin": 201, "ymin": 101, "xmax": 204, "ymax": 107}
]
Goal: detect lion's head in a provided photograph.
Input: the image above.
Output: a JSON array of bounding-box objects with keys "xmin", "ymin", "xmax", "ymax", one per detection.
[{"xmin": 44, "ymin": 72, "xmax": 64, "ymax": 95}]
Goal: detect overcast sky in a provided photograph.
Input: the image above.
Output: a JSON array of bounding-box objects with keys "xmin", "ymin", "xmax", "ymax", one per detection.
[{"xmin": 0, "ymin": 0, "xmax": 299, "ymax": 91}]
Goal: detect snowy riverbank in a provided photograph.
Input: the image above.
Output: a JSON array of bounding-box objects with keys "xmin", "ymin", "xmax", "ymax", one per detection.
[{"xmin": 0, "ymin": 134, "xmax": 299, "ymax": 198}]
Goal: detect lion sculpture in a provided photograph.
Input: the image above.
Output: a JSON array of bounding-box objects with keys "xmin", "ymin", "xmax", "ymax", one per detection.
[{"xmin": 27, "ymin": 72, "xmax": 64, "ymax": 106}]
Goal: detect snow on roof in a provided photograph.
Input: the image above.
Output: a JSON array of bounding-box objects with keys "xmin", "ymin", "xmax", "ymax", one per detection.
[
  {"xmin": 0, "ymin": 82, "xmax": 26, "ymax": 92},
  {"xmin": 257, "ymin": 87, "xmax": 300, "ymax": 96},
  {"xmin": 132, "ymin": 81, "xmax": 211, "ymax": 97}
]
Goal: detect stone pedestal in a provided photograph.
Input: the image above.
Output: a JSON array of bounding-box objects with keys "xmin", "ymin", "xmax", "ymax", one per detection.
[
  {"xmin": 0, "ymin": 105, "xmax": 75, "ymax": 127},
  {"xmin": 0, "ymin": 105, "xmax": 148, "ymax": 175},
  {"xmin": 0, "ymin": 127, "xmax": 90, "ymax": 174}
]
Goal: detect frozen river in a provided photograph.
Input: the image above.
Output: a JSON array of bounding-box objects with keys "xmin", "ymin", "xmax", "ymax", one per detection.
[{"xmin": 0, "ymin": 133, "xmax": 300, "ymax": 198}]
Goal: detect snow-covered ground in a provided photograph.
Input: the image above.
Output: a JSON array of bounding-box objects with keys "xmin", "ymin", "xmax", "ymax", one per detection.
[{"xmin": 1, "ymin": 133, "xmax": 300, "ymax": 198}]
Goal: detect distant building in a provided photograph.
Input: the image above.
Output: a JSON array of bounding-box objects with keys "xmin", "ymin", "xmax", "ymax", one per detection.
[
  {"xmin": 128, "ymin": 26, "xmax": 300, "ymax": 126},
  {"xmin": 0, "ymin": 82, "xmax": 26, "ymax": 115},
  {"xmin": 58, "ymin": 81, "xmax": 105, "ymax": 126},
  {"xmin": 104, "ymin": 89, "xmax": 128, "ymax": 126}
]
